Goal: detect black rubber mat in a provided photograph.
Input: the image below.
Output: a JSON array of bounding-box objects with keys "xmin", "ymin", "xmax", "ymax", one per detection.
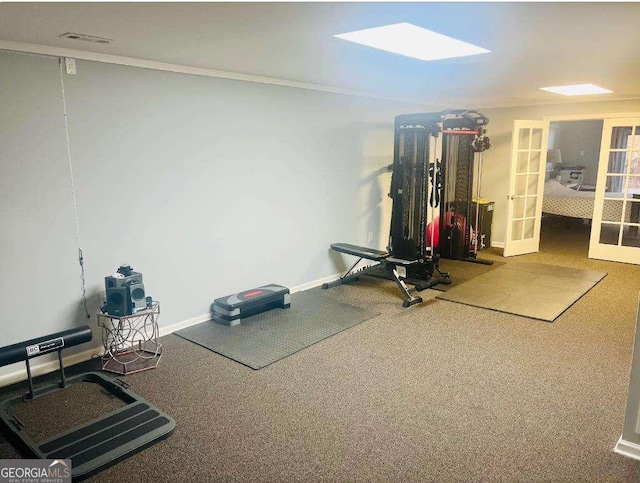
[
  {"xmin": 431, "ymin": 258, "xmax": 505, "ymax": 292},
  {"xmin": 39, "ymin": 403, "xmax": 149, "ymax": 453},
  {"xmin": 436, "ymin": 262, "xmax": 606, "ymax": 322},
  {"xmin": 0, "ymin": 372, "xmax": 175, "ymax": 480},
  {"xmin": 175, "ymin": 291, "xmax": 379, "ymax": 369}
]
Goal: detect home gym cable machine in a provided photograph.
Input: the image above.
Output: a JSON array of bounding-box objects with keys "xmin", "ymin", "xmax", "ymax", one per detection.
[
  {"xmin": 418, "ymin": 109, "xmax": 492, "ymax": 264},
  {"xmin": 323, "ymin": 110, "xmax": 491, "ymax": 307}
]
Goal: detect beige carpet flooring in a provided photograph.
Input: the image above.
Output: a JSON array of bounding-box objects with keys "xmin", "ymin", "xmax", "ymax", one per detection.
[{"xmin": 2, "ymin": 223, "xmax": 640, "ymax": 481}]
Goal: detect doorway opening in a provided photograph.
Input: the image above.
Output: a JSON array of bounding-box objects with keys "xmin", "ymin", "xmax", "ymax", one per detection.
[
  {"xmin": 505, "ymin": 114, "xmax": 640, "ymax": 263},
  {"xmin": 540, "ymin": 119, "xmax": 604, "ymax": 255}
]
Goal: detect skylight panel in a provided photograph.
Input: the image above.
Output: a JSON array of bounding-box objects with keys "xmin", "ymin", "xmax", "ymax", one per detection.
[
  {"xmin": 334, "ymin": 22, "xmax": 490, "ymax": 62},
  {"xmin": 540, "ymin": 84, "xmax": 613, "ymax": 96}
]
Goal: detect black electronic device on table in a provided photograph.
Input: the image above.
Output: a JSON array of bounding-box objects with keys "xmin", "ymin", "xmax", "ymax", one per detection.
[{"xmin": 104, "ymin": 264, "xmax": 148, "ymax": 316}]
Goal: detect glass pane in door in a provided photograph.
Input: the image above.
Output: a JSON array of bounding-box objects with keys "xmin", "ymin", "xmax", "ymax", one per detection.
[
  {"xmin": 530, "ymin": 152, "xmax": 541, "ymax": 173},
  {"xmin": 622, "ymin": 226, "xmax": 640, "ymax": 247},
  {"xmin": 608, "ymin": 152, "xmax": 628, "ymax": 175},
  {"xmin": 518, "ymin": 129, "xmax": 531, "ymax": 149},
  {"xmin": 531, "ymin": 128, "xmax": 543, "ymax": 149},
  {"xmin": 629, "ymin": 148, "xmax": 640, "ymax": 197},
  {"xmin": 524, "ymin": 219, "xmax": 535, "ymax": 239},
  {"xmin": 512, "ymin": 220, "xmax": 523, "ymax": 241},
  {"xmin": 514, "ymin": 197, "xmax": 525, "ymax": 218},
  {"xmin": 599, "ymin": 223, "xmax": 621, "ymax": 245},
  {"xmin": 517, "ymin": 152, "xmax": 529, "ymax": 173},
  {"xmin": 602, "ymin": 200, "xmax": 624, "ymax": 222},
  {"xmin": 525, "ymin": 197, "xmax": 536, "ymax": 217},
  {"xmin": 626, "ymin": 199, "xmax": 640, "ymax": 226},
  {"xmin": 605, "ymin": 174, "xmax": 625, "ymax": 194},
  {"xmin": 610, "ymin": 127, "xmax": 632, "ymax": 149}
]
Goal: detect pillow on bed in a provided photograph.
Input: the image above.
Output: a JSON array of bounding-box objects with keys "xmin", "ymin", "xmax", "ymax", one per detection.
[{"xmin": 544, "ymin": 179, "xmax": 594, "ymax": 197}]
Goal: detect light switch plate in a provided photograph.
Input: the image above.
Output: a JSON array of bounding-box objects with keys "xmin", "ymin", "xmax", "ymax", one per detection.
[{"xmin": 65, "ymin": 58, "xmax": 77, "ymax": 75}]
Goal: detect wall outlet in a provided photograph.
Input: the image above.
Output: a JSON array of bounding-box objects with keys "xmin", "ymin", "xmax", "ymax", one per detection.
[
  {"xmin": 367, "ymin": 231, "xmax": 374, "ymax": 242},
  {"xmin": 65, "ymin": 58, "xmax": 77, "ymax": 75},
  {"xmin": 580, "ymin": 150, "xmax": 585, "ymax": 156}
]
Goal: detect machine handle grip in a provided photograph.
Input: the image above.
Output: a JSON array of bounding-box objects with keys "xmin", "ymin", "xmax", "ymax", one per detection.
[{"xmin": 0, "ymin": 326, "xmax": 92, "ymax": 367}]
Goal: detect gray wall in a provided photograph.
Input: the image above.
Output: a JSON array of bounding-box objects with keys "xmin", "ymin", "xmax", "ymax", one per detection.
[
  {"xmin": 554, "ymin": 120, "xmax": 604, "ymax": 186},
  {"xmin": 0, "ymin": 50, "xmax": 424, "ymax": 379}
]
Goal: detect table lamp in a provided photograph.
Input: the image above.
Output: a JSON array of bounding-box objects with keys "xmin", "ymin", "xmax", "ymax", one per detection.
[{"xmin": 547, "ymin": 149, "xmax": 562, "ymax": 180}]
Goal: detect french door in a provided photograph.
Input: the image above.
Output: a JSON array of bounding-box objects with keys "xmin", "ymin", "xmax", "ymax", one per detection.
[
  {"xmin": 589, "ymin": 118, "xmax": 640, "ymax": 264},
  {"xmin": 503, "ymin": 121, "xmax": 548, "ymax": 257}
]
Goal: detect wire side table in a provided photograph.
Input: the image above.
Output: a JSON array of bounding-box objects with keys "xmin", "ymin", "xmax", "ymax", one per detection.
[{"xmin": 97, "ymin": 302, "xmax": 162, "ymax": 375}]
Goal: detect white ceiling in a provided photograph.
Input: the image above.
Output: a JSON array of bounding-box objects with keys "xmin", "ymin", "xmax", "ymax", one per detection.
[{"xmin": 1, "ymin": 2, "xmax": 640, "ymax": 109}]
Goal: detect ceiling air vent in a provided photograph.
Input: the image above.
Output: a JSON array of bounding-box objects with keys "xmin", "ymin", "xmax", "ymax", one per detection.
[{"xmin": 59, "ymin": 32, "xmax": 112, "ymax": 45}]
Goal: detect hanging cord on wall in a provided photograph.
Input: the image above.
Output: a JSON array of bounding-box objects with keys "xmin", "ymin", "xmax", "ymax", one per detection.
[{"xmin": 58, "ymin": 58, "xmax": 91, "ymax": 319}]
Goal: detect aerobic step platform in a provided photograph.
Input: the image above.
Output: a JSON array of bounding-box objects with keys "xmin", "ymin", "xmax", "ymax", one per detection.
[{"xmin": 212, "ymin": 284, "xmax": 291, "ymax": 326}]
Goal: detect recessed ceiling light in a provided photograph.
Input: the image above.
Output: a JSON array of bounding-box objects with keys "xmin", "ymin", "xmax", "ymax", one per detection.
[
  {"xmin": 334, "ymin": 22, "xmax": 490, "ymax": 62},
  {"xmin": 59, "ymin": 32, "xmax": 112, "ymax": 45},
  {"xmin": 540, "ymin": 84, "xmax": 613, "ymax": 96}
]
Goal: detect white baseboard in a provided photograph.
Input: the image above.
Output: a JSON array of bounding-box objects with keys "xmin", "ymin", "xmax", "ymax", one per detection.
[
  {"xmin": 0, "ymin": 272, "xmax": 343, "ymax": 389},
  {"xmin": 491, "ymin": 241, "xmax": 505, "ymax": 248},
  {"xmin": 289, "ymin": 273, "xmax": 341, "ymax": 294},
  {"xmin": 158, "ymin": 312, "xmax": 212, "ymax": 338},
  {"xmin": 614, "ymin": 436, "xmax": 640, "ymax": 461}
]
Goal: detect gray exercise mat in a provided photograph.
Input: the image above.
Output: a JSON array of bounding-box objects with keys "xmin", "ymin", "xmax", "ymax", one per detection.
[
  {"xmin": 436, "ymin": 262, "xmax": 606, "ymax": 322},
  {"xmin": 431, "ymin": 258, "xmax": 505, "ymax": 292},
  {"xmin": 175, "ymin": 291, "xmax": 379, "ymax": 369}
]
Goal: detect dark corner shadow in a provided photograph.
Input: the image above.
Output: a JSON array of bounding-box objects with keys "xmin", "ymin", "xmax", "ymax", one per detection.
[{"xmin": 328, "ymin": 248, "xmax": 348, "ymax": 273}]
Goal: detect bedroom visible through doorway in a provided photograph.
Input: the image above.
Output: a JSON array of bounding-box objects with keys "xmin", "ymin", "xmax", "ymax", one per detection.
[{"xmin": 541, "ymin": 119, "xmax": 604, "ymax": 255}]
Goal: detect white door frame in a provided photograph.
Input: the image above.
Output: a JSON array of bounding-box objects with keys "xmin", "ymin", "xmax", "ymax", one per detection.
[
  {"xmin": 503, "ymin": 120, "xmax": 549, "ymax": 257},
  {"xmin": 588, "ymin": 117, "xmax": 640, "ymax": 264},
  {"xmin": 519, "ymin": 112, "xmax": 640, "ymax": 262}
]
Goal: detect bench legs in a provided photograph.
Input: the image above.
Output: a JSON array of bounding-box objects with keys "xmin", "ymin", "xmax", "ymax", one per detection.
[
  {"xmin": 322, "ymin": 257, "xmax": 383, "ymax": 290},
  {"xmin": 386, "ymin": 265, "xmax": 423, "ymax": 307}
]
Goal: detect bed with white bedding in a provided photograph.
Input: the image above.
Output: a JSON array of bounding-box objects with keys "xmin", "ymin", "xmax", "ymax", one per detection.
[{"xmin": 542, "ymin": 180, "xmax": 626, "ymax": 220}]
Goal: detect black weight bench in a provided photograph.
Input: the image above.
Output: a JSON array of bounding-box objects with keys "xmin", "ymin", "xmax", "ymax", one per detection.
[
  {"xmin": 0, "ymin": 327, "xmax": 175, "ymax": 480},
  {"xmin": 322, "ymin": 243, "xmax": 448, "ymax": 307}
]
